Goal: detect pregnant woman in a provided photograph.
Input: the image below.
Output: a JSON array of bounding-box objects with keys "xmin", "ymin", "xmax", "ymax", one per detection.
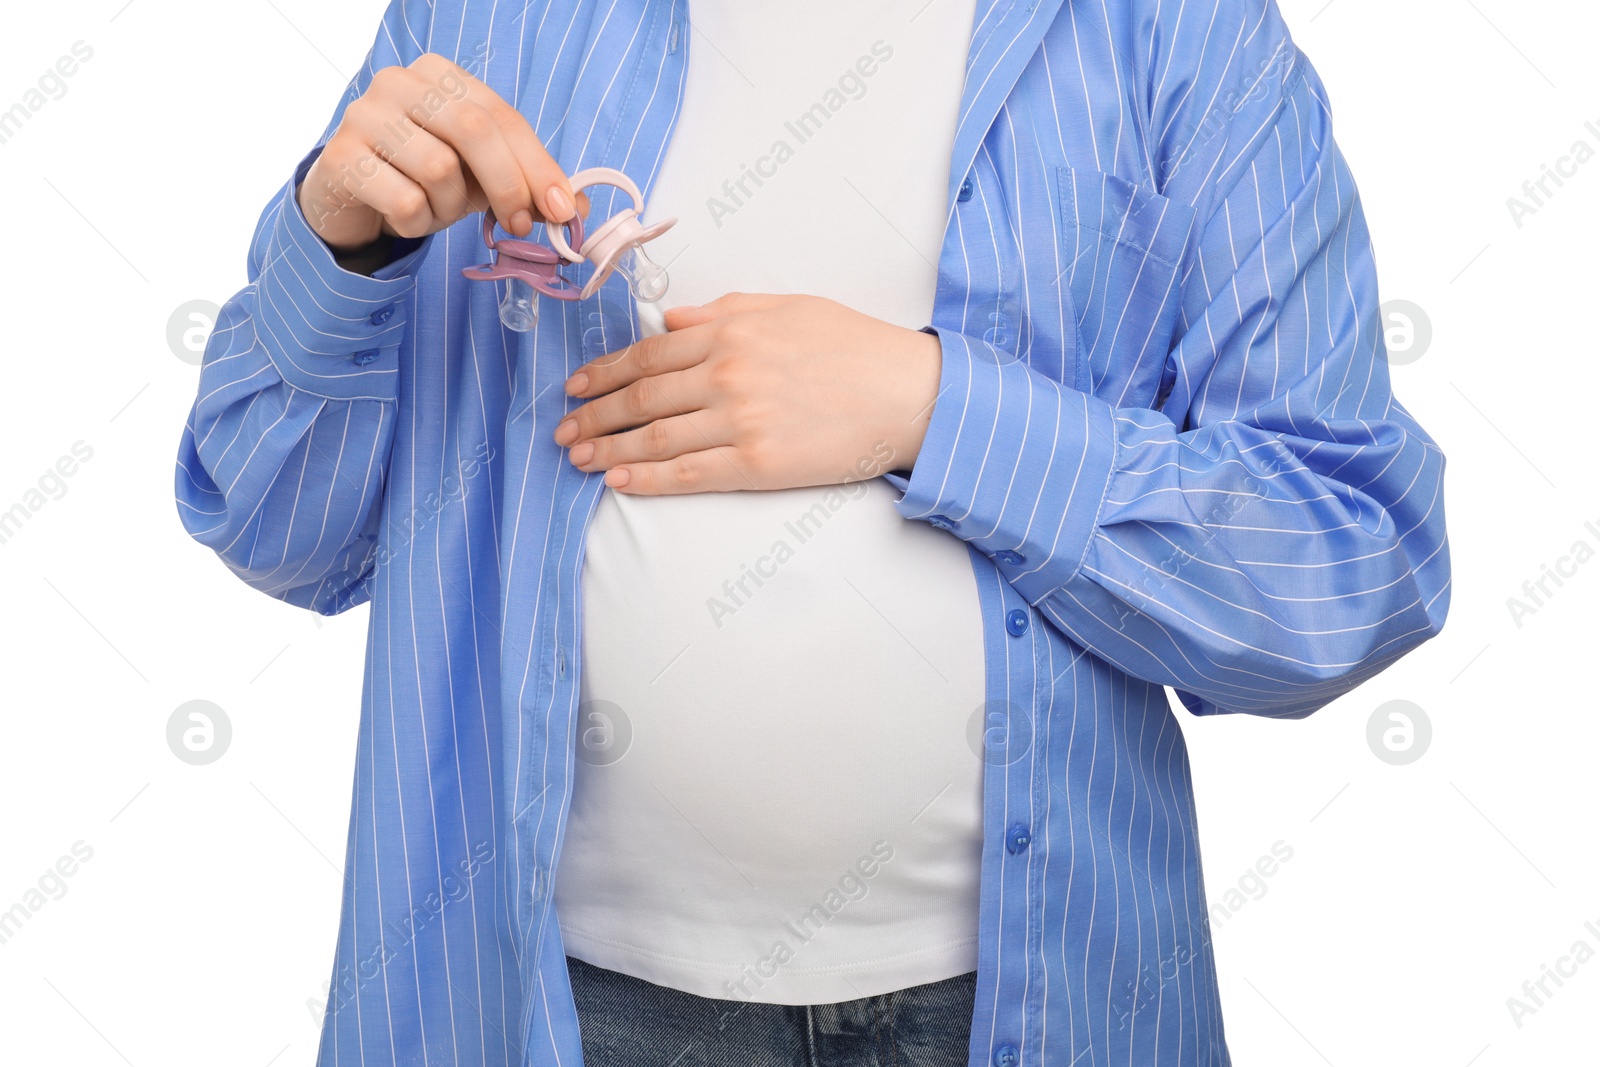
[{"xmin": 174, "ymin": 1, "xmax": 1450, "ymax": 1064}]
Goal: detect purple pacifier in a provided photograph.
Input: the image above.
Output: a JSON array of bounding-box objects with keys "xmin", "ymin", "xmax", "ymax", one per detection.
[{"xmin": 460, "ymin": 208, "xmax": 587, "ymax": 332}]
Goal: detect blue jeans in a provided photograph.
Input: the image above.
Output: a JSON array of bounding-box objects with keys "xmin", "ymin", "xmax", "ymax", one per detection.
[{"xmin": 566, "ymin": 955, "xmax": 978, "ymax": 1067}]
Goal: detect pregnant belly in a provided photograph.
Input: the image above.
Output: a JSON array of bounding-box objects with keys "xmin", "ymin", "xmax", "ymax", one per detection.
[{"xmin": 565, "ymin": 478, "xmax": 987, "ymax": 901}]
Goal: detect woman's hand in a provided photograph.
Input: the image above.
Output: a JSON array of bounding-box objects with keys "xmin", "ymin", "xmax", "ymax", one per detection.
[
  {"xmin": 553, "ymin": 293, "xmax": 944, "ymax": 494},
  {"xmin": 298, "ymin": 53, "xmax": 590, "ymax": 252}
]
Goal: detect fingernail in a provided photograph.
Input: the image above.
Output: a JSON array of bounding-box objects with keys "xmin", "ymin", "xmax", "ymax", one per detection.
[
  {"xmin": 565, "ymin": 372, "xmax": 589, "ymax": 395},
  {"xmin": 546, "ymin": 186, "xmax": 574, "ymax": 222},
  {"xmin": 554, "ymin": 418, "xmax": 578, "ymax": 445},
  {"xmin": 510, "ymin": 209, "xmax": 533, "ymax": 235},
  {"xmin": 605, "ymin": 468, "xmax": 630, "ymax": 488},
  {"xmin": 569, "ymin": 442, "xmax": 594, "ymax": 465}
]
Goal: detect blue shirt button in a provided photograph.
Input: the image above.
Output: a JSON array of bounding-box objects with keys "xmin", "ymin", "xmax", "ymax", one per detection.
[
  {"xmin": 352, "ymin": 349, "xmax": 380, "ymax": 365},
  {"xmin": 368, "ymin": 304, "xmax": 395, "ymax": 325},
  {"xmin": 1005, "ymin": 609, "xmax": 1029, "ymax": 637},
  {"xmin": 1006, "ymin": 823, "xmax": 1032, "ymax": 854},
  {"xmin": 995, "ymin": 550, "xmax": 1024, "ymax": 566},
  {"xmin": 992, "ymin": 1044, "xmax": 1020, "ymax": 1067},
  {"xmin": 927, "ymin": 514, "xmax": 954, "ymax": 530},
  {"xmin": 958, "ymin": 178, "xmax": 974, "ymax": 202}
]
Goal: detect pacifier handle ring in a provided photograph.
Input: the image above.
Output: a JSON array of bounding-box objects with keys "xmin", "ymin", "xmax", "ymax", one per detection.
[
  {"xmin": 544, "ymin": 166, "xmax": 647, "ymax": 262},
  {"xmin": 481, "ymin": 207, "xmax": 586, "ymax": 261}
]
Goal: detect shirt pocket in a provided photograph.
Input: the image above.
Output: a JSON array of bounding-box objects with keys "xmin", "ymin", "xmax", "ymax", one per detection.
[{"xmin": 1055, "ymin": 166, "xmax": 1196, "ymax": 408}]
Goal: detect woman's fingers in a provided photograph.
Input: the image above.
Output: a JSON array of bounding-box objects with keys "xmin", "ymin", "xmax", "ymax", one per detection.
[{"xmin": 301, "ymin": 52, "xmax": 584, "ymax": 249}]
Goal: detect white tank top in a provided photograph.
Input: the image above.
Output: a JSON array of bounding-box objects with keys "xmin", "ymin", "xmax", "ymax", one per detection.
[{"xmin": 555, "ymin": 0, "xmax": 985, "ymax": 1005}]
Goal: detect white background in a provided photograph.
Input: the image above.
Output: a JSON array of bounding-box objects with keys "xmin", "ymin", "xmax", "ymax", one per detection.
[{"xmin": 0, "ymin": 1, "xmax": 1595, "ymax": 1064}]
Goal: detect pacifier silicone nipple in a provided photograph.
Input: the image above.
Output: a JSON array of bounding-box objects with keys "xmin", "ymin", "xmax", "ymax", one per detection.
[
  {"xmin": 616, "ymin": 243, "xmax": 670, "ymax": 302},
  {"xmin": 545, "ymin": 166, "xmax": 676, "ymax": 302},
  {"xmin": 498, "ymin": 278, "xmax": 540, "ymax": 332}
]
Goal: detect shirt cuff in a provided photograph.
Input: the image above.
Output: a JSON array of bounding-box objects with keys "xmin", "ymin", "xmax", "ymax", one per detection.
[
  {"xmin": 881, "ymin": 325, "xmax": 1120, "ymax": 605},
  {"xmin": 252, "ymin": 144, "xmax": 432, "ymax": 401}
]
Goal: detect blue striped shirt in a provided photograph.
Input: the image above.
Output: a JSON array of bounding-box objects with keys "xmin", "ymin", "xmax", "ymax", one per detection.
[{"xmin": 173, "ymin": 0, "xmax": 1451, "ymax": 1064}]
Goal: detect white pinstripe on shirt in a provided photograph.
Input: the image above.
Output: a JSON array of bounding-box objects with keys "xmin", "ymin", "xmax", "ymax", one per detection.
[{"xmin": 175, "ymin": 1, "xmax": 1450, "ymax": 1063}]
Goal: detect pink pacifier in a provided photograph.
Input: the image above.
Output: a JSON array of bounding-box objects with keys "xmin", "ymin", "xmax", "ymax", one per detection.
[
  {"xmin": 545, "ymin": 166, "xmax": 676, "ymax": 302},
  {"xmin": 460, "ymin": 209, "xmax": 587, "ymax": 332}
]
